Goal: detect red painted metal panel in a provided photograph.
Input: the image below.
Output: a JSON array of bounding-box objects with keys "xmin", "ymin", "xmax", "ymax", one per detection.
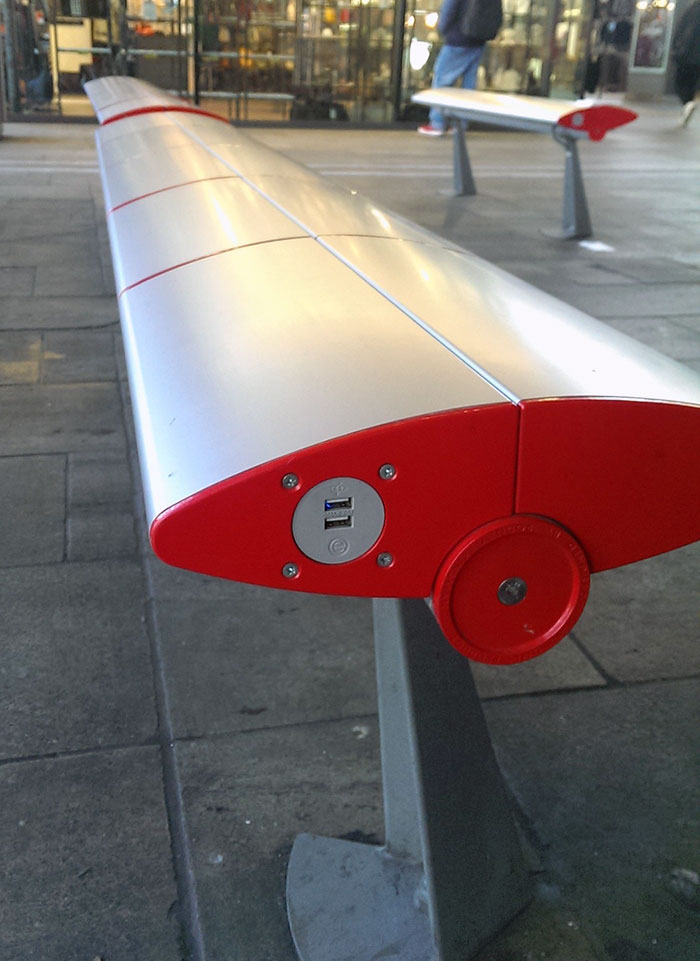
[
  {"xmin": 150, "ymin": 403, "xmax": 519, "ymax": 599},
  {"xmin": 516, "ymin": 398, "xmax": 700, "ymax": 572},
  {"xmin": 557, "ymin": 104, "xmax": 638, "ymax": 141}
]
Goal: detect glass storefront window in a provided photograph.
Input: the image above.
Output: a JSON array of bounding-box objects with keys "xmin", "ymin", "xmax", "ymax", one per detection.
[{"xmin": 3, "ymin": 0, "xmax": 612, "ymax": 120}]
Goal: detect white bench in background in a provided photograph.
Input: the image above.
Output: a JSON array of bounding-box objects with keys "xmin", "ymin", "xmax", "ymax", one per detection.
[{"xmin": 412, "ymin": 87, "xmax": 637, "ymax": 239}]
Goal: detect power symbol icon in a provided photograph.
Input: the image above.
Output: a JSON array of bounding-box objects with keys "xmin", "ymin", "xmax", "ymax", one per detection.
[{"xmin": 328, "ymin": 538, "xmax": 350, "ymax": 556}]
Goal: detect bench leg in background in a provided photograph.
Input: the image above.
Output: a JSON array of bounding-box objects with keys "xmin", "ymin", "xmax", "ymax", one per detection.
[
  {"xmin": 286, "ymin": 598, "xmax": 532, "ymax": 961},
  {"xmin": 452, "ymin": 124, "xmax": 477, "ymax": 197},
  {"xmin": 552, "ymin": 131, "xmax": 593, "ymax": 240}
]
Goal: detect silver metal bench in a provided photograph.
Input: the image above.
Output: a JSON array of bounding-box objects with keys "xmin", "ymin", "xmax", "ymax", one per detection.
[
  {"xmin": 85, "ymin": 77, "xmax": 699, "ymax": 961},
  {"xmin": 412, "ymin": 87, "xmax": 637, "ymax": 240}
]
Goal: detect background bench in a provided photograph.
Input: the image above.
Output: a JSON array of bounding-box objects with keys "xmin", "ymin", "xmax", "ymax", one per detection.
[{"xmin": 412, "ymin": 88, "xmax": 637, "ymax": 239}]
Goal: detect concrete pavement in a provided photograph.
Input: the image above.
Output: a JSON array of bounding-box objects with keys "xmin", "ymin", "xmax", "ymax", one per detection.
[{"xmin": 0, "ymin": 101, "xmax": 698, "ymax": 961}]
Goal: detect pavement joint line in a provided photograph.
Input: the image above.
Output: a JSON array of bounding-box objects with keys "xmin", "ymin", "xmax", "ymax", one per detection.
[
  {"xmin": 0, "ymin": 736, "xmax": 161, "ymax": 769},
  {"xmin": 115, "ymin": 367, "xmax": 207, "ymax": 961},
  {"xmin": 62, "ymin": 451, "xmax": 69, "ymax": 563}
]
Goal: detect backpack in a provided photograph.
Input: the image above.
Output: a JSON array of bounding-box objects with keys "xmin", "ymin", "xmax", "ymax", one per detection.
[{"xmin": 459, "ymin": 0, "xmax": 503, "ymax": 45}]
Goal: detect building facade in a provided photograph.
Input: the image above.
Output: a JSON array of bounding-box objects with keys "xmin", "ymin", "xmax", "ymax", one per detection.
[{"xmin": 0, "ymin": 0, "xmax": 687, "ymax": 121}]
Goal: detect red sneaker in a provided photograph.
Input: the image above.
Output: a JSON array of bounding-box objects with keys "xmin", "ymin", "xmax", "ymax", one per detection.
[{"xmin": 417, "ymin": 124, "xmax": 446, "ymax": 137}]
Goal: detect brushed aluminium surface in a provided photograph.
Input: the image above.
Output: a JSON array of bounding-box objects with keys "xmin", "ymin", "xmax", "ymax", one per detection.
[
  {"xmin": 119, "ymin": 238, "xmax": 507, "ymax": 524},
  {"xmin": 108, "ymin": 178, "xmax": 306, "ymax": 292},
  {"xmin": 84, "ymin": 76, "xmax": 155, "ymax": 111},
  {"xmin": 412, "ymin": 88, "xmax": 597, "ymax": 132},
  {"xmin": 97, "ymin": 122, "xmax": 229, "ymax": 167},
  {"xmin": 95, "ymin": 92, "xmax": 184, "ymax": 125},
  {"xmin": 247, "ymin": 176, "xmax": 448, "ymax": 243},
  {"xmin": 96, "ymin": 138, "xmax": 239, "ymax": 211},
  {"xmin": 325, "ymin": 236, "xmax": 700, "ymax": 407}
]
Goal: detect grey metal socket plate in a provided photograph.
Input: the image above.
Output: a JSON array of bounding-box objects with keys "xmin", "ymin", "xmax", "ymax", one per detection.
[{"xmin": 292, "ymin": 477, "xmax": 385, "ymax": 565}]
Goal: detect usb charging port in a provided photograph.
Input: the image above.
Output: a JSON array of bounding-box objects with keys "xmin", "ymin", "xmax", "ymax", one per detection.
[
  {"xmin": 324, "ymin": 515, "xmax": 353, "ymax": 530},
  {"xmin": 325, "ymin": 497, "xmax": 353, "ymax": 511}
]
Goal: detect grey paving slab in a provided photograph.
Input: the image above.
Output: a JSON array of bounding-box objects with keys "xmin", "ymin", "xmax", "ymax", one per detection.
[
  {"xmin": 155, "ymin": 590, "xmax": 376, "ymax": 738},
  {"xmin": 0, "ymin": 454, "xmax": 65, "ymax": 566},
  {"xmin": 0, "ymin": 295, "xmax": 119, "ymax": 330},
  {"xmin": 0, "ymin": 383, "xmax": 125, "ymax": 455},
  {"xmin": 0, "ymin": 234, "xmax": 99, "ymax": 268},
  {"xmin": 472, "ymin": 637, "xmax": 606, "ymax": 699},
  {"xmin": 0, "ymin": 198, "xmax": 96, "ymax": 242},
  {"xmin": 34, "ymin": 259, "xmax": 108, "ymax": 297},
  {"xmin": 572, "ymin": 542, "xmax": 700, "ymax": 683},
  {"xmin": 67, "ymin": 505, "xmax": 138, "ymax": 561},
  {"xmin": 603, "ymin": 316, "xmax": 700, "ymax": 360},
  {"xmin": 0, "ymin": 560, "xmax": 157, "ymax": 758},
  {"xmin": 601, "ymin": 256, "xmax": 700, "ymax": 285},
  {"xmin": 540, "ymin": 282, "xmax": 700, "ymax": 319},
  {"xmin": 0, "ymin": 746, "xmax": 181, "ymax": 961},
  {"xmin": 68, "ymin": 449, "xmax": 133, "ymax": 507},
  {"xmin": 0, "ymin": 331, "xmax": 41, "ymax": 384},
  {"xmin": 471, "ymin": 897, "xmax": 601, "ymax": 961},
  {"xmin": 483, "ymin": 680, "xmax": 700, "ymax": 961},
  {"xmin": 146, "ymin": 554, "xmax": 252, "ymax": 602},
  {"xmin": 176, "ymin": 719, "xmax": 383, "ymax": 961},
  {"xmin": 42, "ymin": 329, "xmax": 117, "ymax": 383},
  {"xmin": 0, "ymin": 266, "xmax": 35, "ymax": 296}
]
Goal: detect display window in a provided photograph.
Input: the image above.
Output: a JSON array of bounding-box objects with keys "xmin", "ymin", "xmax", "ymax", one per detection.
[{"xmin": 2, "ymin": 0, "xmax": 645, "ymax": 120}]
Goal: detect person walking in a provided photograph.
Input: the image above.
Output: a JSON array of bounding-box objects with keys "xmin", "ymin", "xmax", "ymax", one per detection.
[
  {"xmin": 418, "ymin": 0, "xmax": 503, "ymax": 136},
  {"xmin": 671, "ymin": 0, "xmax": 700, "ymax": 126}
]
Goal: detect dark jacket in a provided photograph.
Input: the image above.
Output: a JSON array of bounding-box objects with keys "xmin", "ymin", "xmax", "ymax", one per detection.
[
  {"xmin": 672, "ymin": 0, "xmax": 700, "ymax": 67},
  {"xmin": 438, "ymin": 0, "xmax": 482, "ymax": 48}
]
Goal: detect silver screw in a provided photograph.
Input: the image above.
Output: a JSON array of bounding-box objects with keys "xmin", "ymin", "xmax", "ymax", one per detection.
[
  {"xmin": 377, "ymin": 552, "xmax": 393, "ymax": 568},
  {"xmin": 282, "ymin": 562, "xmax": 299, "ymax": 578},
  {"xmin": 497, "ymin": 577, "xmax": 528, "ymax": 606},
  {"xmin": 281, "ymin": 473, "xmax": 299, "ymax": 489},
  {"xmin": 378, "ymin": 463, "xmax": 396, "ymax": 480}
]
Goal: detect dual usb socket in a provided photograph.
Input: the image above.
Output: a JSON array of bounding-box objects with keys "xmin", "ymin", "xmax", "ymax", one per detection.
[{"xmin": 324, "ymin": 496, "xmax": 354, "ymax": 530}]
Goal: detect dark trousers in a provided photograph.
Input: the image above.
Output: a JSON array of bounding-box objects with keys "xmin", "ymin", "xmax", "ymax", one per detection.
[{"xmin": 674, "ymin": 62, "xmax": 700, "ymax": 104}]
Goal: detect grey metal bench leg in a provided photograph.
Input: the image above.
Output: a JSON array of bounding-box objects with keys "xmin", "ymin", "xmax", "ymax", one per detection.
[
  {"xmin": 286, "ymin": 598, "xmax": 532, "ymax": 961},
  {"xmin": 554, "ymin": 130, "xmax": 592, "ymax": 240},
  {"xmin": 452, "ymin": 122, "xmax": 476, "ymax": 196}
]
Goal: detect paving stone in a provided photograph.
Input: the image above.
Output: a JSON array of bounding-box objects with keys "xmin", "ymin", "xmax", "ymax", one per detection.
[
  {"xmin": 0, "ymin": 561, "xmax": 157, "ymax": 757},
  {"xmin": 145, "ymin": 554, "xmax": 251, "ymax": 602},
  {"xmin": 603, "ymin": 316, "xmax": 700, "ymax": 360},
  {"xmin": 484, "ymin": 680, "xmax": 700, "ymax": 961},
  {"xmin": 472, "ymin": 637, "xmax": 606, "ymax": 699},
  {"xmin": 176, "ymin": 718, "xmax": 382, "ymax": 961},
  {"xmin": 67, "ymin": 505, "xmax": 138, "ymax": 561},
  {"xmin": 0, "ymin": 746, "xmax": 181, "ymax": 961},
  {"xmin": 0, "ymin": 454, "xmax": 65, "ymax": 566},
  {"xmin": 600, "ymin": 256, "xmax": 700, "ymax": 285},
  {"xmin": 0, "ymin": 266, "xmax": 35, "ymax": 296},
  {"xmin": 0, "ymin": 331, "xmax": 41, "ymax": 384},
  {"xmin": 0, "ymin": 198, "xmax": 96, "ymax": 242},
  {"xmin": 544, "ymin": 282, "xmax": 700, "ymax": 319},
  {"xmin": 0, "ymin": 235, "xmax": 99, "ymax": 268},
  {"xmin": 42, "ymin": 329, "xmax": 116, "ymax": 383},
  {"xmin": 0, "ymin": 383, "xmax": 125, "ymax": 455},
  {"xmin": 34, "ymin": 259, "xmax": 108, "ymax": 297},
  {"xmin": 155, "ymin": 590, "xmax": 376, "ymax": 738},
  {"xmin": 68, "ymin": 449, "xmax": 133, "ymax": 507},
  {"xmin": 0, "ymin": 296, "xmax": 119, "ymax": 330},
  {"xmin": 571, "ymin": 542, "xmax": 700, "ymax": 682}
]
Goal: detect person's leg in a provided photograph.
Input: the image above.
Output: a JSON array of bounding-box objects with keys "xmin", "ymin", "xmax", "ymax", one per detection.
[
  {"xmin": 428, "ymin": 45, "xmax": 478, "ymax": 130},
  {"xmin": 674, "ymin": 61, "xmax": 696, "ymax": 105},
  {"xmin": 458, "ymin": 44, "xmax": 485, "ymax": 91}
]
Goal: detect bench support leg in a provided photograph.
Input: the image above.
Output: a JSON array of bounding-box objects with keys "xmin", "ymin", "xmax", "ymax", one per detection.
[
  {"xmin": 555, "ymin": 131, "xmax": 593, "ymax": 240},
  {"xmin": 286, "ymin": 598, "xmax": 532, "ymax": 961},
  {"xmin": 452, "ymin": 123, "xmax": 476, "ymax": 196}
]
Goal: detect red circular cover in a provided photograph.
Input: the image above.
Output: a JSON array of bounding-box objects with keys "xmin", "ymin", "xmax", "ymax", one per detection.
[{"xmin": 432, "ymin": 516, "xmax": 590, "ymax": 665}]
